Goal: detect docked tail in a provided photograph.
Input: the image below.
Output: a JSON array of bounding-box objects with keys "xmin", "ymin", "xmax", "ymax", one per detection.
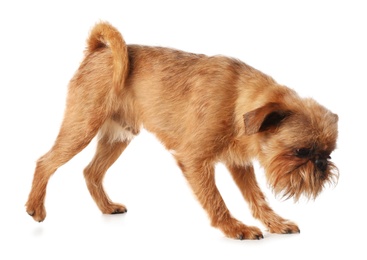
[{"xmin": 86, "ymin": 22, "xmax": 128, "ymax": 92}]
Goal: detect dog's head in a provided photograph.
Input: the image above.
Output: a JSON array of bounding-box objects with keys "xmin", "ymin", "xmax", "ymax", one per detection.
[{"xmin": 244, "ymin": 96, "xmax": 339, "ymax": 200}]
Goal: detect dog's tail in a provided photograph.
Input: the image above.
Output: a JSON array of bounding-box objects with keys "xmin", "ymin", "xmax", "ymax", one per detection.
[{"xmin": 86, "ymin": 22, "xmax": 128, "ymax": 93}]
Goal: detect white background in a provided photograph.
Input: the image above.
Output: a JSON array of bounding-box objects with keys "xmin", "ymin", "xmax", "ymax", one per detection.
[{"xmin": 0, "ymin": 0, "xmax": 366, "ymax": 259}]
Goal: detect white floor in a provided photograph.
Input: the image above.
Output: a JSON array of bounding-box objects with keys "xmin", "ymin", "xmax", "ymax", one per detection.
[{"xmin": 1, "ymin": 1, "xmax": 366, "ymax": 259}]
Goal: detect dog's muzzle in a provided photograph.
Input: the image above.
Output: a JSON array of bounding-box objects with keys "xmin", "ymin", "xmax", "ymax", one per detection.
[{"xmin": 314, "ymin": 158, "xmax": 328, "ymax": 172}]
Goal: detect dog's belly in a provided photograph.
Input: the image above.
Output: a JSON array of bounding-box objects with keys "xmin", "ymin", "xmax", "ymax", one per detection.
[{"xmin": 98, "ymin": 119, "xmax": 136, "ymax": 143}]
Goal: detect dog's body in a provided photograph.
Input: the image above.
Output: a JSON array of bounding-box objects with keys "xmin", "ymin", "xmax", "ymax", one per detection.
[{"xmin": 26, "ymin": 22, "xmax": 338, "ymax": 240}]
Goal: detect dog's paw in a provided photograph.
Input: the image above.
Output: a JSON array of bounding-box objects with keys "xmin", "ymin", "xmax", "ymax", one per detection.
[
  {"xmin": 102, "ymin": 203, "xmax": 127, "ymax": 215},
  {"xmin": 235, "ymin": 225, "xmax": 264, "ymax": 240},
  {"xmin": 268, "ymin": 220, "xmax": 300, "ymax": 234},
  {"xmin": 220, "ymin": 220, "xmax": 264, "ymax": 240},
  {"xmin": 26, "ymin": 203, "xmax": 46, "ymax": 222}
]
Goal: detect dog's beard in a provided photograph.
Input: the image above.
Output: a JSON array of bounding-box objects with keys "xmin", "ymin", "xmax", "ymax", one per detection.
[{"xmin": 265, "ymin": 154, "xmax": 339, "ymax": 201}]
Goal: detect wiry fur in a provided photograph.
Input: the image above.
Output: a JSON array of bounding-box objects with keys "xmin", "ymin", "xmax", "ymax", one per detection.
[{"xmin": 26, "ymin": 22, "xmax": 339, "ymax": 240}]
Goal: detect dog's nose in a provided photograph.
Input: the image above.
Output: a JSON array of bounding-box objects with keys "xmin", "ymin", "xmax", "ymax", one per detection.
[{"xmin": 315, "ymin": 158, "xmax": 327, "ymax": 172}]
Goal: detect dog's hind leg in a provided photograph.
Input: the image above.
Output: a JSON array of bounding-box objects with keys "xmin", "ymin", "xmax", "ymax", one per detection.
[
  {"xmin": 25, "ymin": 109, "xmax": 106, "ymax": 222},
  {"xmin": 83, "ymin": 124, "xmax": 133, "ymax": 214},
  {"xmin": 26, "ymin": 52, "xmax": 116, "ymax": 222}
]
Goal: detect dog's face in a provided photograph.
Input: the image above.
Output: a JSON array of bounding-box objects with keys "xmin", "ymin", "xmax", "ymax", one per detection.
[{"xmin": 244, "ymin": 98, "xmax": 339, "ymax": 201}]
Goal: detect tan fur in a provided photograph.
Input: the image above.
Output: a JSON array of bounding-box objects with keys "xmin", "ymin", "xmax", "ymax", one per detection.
[{"xmin": 26, "ymin": 22, "xmax": 339, "ymax": 240}]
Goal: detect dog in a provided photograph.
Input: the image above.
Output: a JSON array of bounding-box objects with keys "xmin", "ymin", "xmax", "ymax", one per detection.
[{"xmin": 26, "ymin": 22, "xmax": 339, "ymax": 240}]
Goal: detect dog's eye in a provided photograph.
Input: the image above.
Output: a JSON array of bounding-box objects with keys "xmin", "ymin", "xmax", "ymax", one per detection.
[{"xmin": 295, "ymin": 148, "xmax": 311, "ymax": 158}]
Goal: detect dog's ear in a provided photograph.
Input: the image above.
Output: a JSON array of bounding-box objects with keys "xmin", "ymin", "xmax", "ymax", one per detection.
[{"xmin": 243, "ymin": 102, "xmax": 291, "ymax": 135}]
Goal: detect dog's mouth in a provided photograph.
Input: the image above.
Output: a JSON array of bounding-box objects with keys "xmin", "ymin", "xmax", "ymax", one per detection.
[
  {"xmin": 294, "ymin": 148, "xmax": 332, "ymax": 172},
  {"xmin": 290, "ymin": 158, "xmax": 328, "ymax": 181},
  {"xmin": 267, "ymin": 154, "xmax": 339, "ymax": 201}
]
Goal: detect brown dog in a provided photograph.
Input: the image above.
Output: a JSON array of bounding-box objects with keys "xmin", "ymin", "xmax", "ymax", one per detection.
[{"xmin": 26, "ymin": 22, "xmax": 339, "ymax": 240}]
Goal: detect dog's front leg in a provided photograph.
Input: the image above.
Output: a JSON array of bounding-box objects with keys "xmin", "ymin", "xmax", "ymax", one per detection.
[
  {"xmin": 177, "ymin": 159, "xmax": 263, "ymax": 240},
  {"xmin": 226, "ymin": 164, "xmax": 300, "ymax": 234}
]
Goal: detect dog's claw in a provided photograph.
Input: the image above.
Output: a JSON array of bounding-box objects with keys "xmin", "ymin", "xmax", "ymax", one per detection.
[
  {"xmin": 111, "ymin": 208, "xmax": 127, "ymax": 214},
  {"xmin": 237, "ymin": 233, "xmax": 263, "ymax": 240},
  {"xmin": 256, "ymin": 234, "xmax": 264, "ymax": 240},
  {"xmin": 285, "ymin": 226, "xmax": 300, "ymax": 234}
]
